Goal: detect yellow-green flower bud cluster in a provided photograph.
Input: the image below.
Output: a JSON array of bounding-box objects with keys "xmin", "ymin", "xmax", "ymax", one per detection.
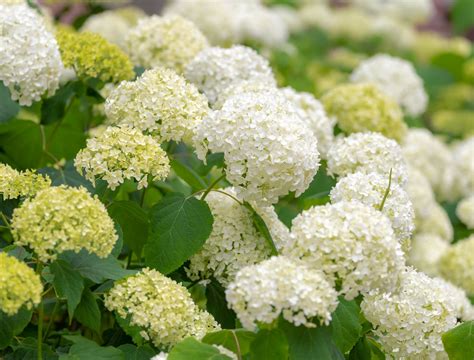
[
  {"xmin": 0, "ymin": 163, "xmax": 51, "ymax": 199},
  {"xmin": 75, "ymin": 126, "xmax": 170, "ymax": 190},
  {"xmin": 11, "ymin": 185, "xmax": 118, "ymax": 262},
  {"xmin": 104, "ymin": 268, "xmax": 220, "ymax": 349},
  {"xmin": 0, "ymin": 252, "xmax": 43, "ymax": 316}
]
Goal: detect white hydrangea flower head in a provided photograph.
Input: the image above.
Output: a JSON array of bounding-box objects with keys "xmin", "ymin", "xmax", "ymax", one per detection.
[
  {"xmin": 104, "ymin": 268, "xmax": 220, "ymax": 349},
  {"xmin": 361, "ymin": 268, "xmax": 457, "ymax": 359},
  {"xmin": 105, "ymin": 67, "xmax": 209, "ymax": 143},
  {"xmin": 186, "ymin": 188, "xmax": 290, "ymax": 286},
  {"xmin": 450, "ymin": 137, "xmax": 474, "ymax": 199},
  {"xmin": 0, "ymin": 163, "xmax": 51, "ymax": 199},
  {"xmin": 11, "ymin": 185, "xmax": 118, "ymax": 262},
  {"xmin": 213, "ymin": 345, "xmax": 238, "ymax": 360},
  {"xmin": 212, "ymin": 80, "xmax": 275, "ymax": 110},
  {"xmin": 285, "ymin": 201, "xmax": 405, "ymax": 300},
  {"xmin": 435, "ymin": 277, "xmax": 474, "ymax": 321},
  {"xmin": 193, "ymin": 92, "xmax": 320, "ymax": 205},
  {"xmin": 184, "ymin": 45, "xmax": 276, "ymax": 105},
  {"xmin": 226, "ymin": 256, "xmax": 339, "ymax": 330},
  {"xmin": 327, "ymin": 132, "xmax": 408, "ymax": 186},
  {"xmin": 75, "ymin": 126, "xmax": 170, "ymax": 190},
  {"xmin": 350, "ymin": 54, "xmax": 428, "ymax": 116},
  {"xmin": 415, "ymin": 202, "xmax": 453, "ymax": 243},
  {"xmin": 330, "ymin": 172, "xmax": 414, "ymax": 252},
  {"xmin": 402, "ymin": 129, "xmax": 451, "ymax": 197},
  {"xmin": 0, "ymin": 3, "xmax": 63, "ymax": 105},
  {"xmin": 124, "ymin": 15, "xmax": 208, "ymax": 73},
  {"xmin": 150, "ymin": 353, "xmax": 168, "ymax": 360},
  {"xmin": 438, "ymin": 235, "xmax": 474, "ymax": 295},
  {"xmin": 457, "ymin": 195, "xmax": 474, "ymax": 229},
  {"xmin": 369, "ymin": 16, "xmax": 415, "ymax": 50},
  {"xmin": 408, "ymin": 233, "xmax": 448, "ymax": 277},
  {"xmin": 352, "ymin": 0, "xmax": 434, "ymax": 24},
  {"xmin": 406, "ymin": 166, "xmax": 436, "ymax": 221}
]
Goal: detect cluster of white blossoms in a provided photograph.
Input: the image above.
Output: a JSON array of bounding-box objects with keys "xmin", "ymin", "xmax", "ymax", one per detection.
[
  {"xmin": 105, "ymin": 67, "xmax": 209, "ymax": 143},
  {"xmin": 0, "ymin": 163, "xmax": 51, "ymax": 199},
  {"xmin": 415, "ymin": 202, "xmax": 453, "ymax": 243},
  {"xmin": 408, "ymin": 233, "xmax": 448, "ymax": 276},
  {"xmin": 0, "ymin": 2, "xmax": 63, "ymax": 105},
  {"xmin": 75, "ymin": 126, "xmax": 170, "ymax": 190},
  {"xmin": 226, "ymin": 256, "xmax": 338, "ymax": 330},
  {"xmin": 361, "ymin": 268, "xmax": 458, "ymax": 359},
  {"xmin": 330, "ymin": 172, "xmax": 414, "ymax": 252},
  {"xmin": 405, "ymin": 167, "xmax": 436, "ymax": 221},
  {"xmin": 327, "ymin": 132, "xmax": 408, "ymax": 185},
  {"xmin": 436, "ymin": 277, "xmax": 474, "ymax": 321},
  {"xmin": 185, "ymin": 45, "xmax": 276, "ymax": 105},
  {"xmin": 11, "ymin": 186, "xmax": 118, "ymax": 262},
  {"xmin": 350, "ymin": 54, "xmax": 428, "ymax": 116},
  {"xmin": 104, "ymin": 268, "xmax": 220, "ymax": 349},
  {"xmin": 285, "ymin": 201, "xmax": 404, "ymax": 299},
  {"xmin": 457, "ymin": 196, "xmax": 474, "ymax": 229},
  {"xmin": 449, "ymin": 137, "xmax": 474, "ymax": 200},
  {"xmin": 186, "ymin": 188, "xmax": 290, "ymax": 285},
  {"xmin": 124, "ymin": 15, "xmax": 208, "ymax": 73},
  {"xmin": 193, "ymin": 91, "xmax": 320, "ymax": 205}
]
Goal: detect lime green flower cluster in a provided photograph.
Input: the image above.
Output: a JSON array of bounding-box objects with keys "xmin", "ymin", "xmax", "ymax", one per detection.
[
  {"xmin": 0, "ymin": 163, "xmax": 51, "ymax": 199},
  {"xmin": 322, "ymin": 83, "xmax": 407, "ymax": 142},
  {"xmin": 104, "ymin": 268, "xmax": 220, "ymax": 349},
  {"xmin": 0, "ymin": 252, "xmax": 43, "ymax": 316},
  {"xmin": 431, "ymin": 111, "xmax": 474, "ymax": 137},
  {"xmin": 11, "ymin": 185, "xmax": 117, "ymax": 262},
  {"xmin": 56, "ymin": 28, "xmax": 134, "ymax": 83}
]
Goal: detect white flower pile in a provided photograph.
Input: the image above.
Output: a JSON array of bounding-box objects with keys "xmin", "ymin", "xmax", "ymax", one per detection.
[
  {"xmin": 225, "ymin": 256, "xmax": 338, "ymax": 330},
  {"xmin": 193, "ymin": 91, "xmax": 320, "ymax": 205},
  {"xmin": 350, "ymin": 54, "xmax": 428, "ymax": 116},
  {"xmin": 185, "ymin": 45, "xmax": 276, "ymax": 105},
  {"xmin": 124, "ymin": 15, "xmax": 208, "ymax": 73},
  {"xmin": 361, "ymin": 268, "xmax": 458, "ymax": 359},
  {"xmin": 450, "ymin": 137, "xmax": 474, "ymax": 200},
  {"xmin": 0, "ymin": 3, "xmax": 63, "ymax": 105},
  {"xmin": 186, "ymin": 188, "xmax": 290, "ymax": 285},
  {"xmin": 105, "ymin": 67, "xmax": 209, "ymax": 143},
  {"xmin": 406, "ymin": 167, "xmax": 436, "ymax": 221},
  {"xmin": 436, "ymin": 277, "xmax": 474, "ymax": 321},
  {"xmin": 327, "ymin": 132, "xmax": 408, "ymax": 185},
  {"xmin": 457, "ymin": 195, "xmax": 474, "ymax": 229},
  {"xmin": 415, "ymin": 202, "xmax": 453, "ymax": 243},
  {"xmin": 75, "ymin": 126, "xmax": 170, "ymax": 190},
  {"xmin": 330, "ymin": 172, "xmax": 414, "ymax": 251},
  {"xmin": 285, "ymin": 201, "xmax": 405, "ymax": 299},
  {"xmin": 408, "ymin": 233, "xmax": 448, "ymax": 276}
]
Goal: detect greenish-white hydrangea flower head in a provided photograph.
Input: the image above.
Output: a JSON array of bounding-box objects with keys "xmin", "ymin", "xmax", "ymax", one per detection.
[
  {"xmin": 330, "ymin": 172, "xmax": 414, "ymax": 252},
  {"xmin": 361, "ymin": 268, "xmax": 457, "ymax": 359},
  {"xmin": 408, "ymin": 233, "xmax": 448, "ymax": 277},
  {"xmin": 11, "ymin": 186, "xmax": 118, "ymax": 262},
  {"xmin": 0, "ymin": 163, "xmax": 51, "ymax": 199},
  {"xmin": 326, "ymin": 132, "xmax": 408, "ymax": 186},
  {"xmin": 226, "ymin": 256, "xmax": 338, "ymax": 330},
  {"xmin": 104, "ymin": 268, "xmax": 220, "ymax": 349},
  {"xmin": 75, "ymin": 126, "xmax": 170, "ymax": 190},
  {"xmin": 185, "ymin": 45, "xmax": 276, "ymax": 105},
  {"xmin": 350, "ymin": 54, "xmax": 428, "ymax": 116},
  {"xmin": 450, "ymin": 137, "xmax": 474, "ymax": 199},
  {"xmin": 321, "ymin": 83, "xmax": 407, "ymax": 142},
  {"xmin": 415, "ymin": 202, "xmax": 453, "ymax": 243},
  {"xmin": 105, "ymin": 67, "xmax": 209, "ymax": 143},
  {"xmin": 0, "ymin": 252, "xmax": 43, "ymax": 316},
  {"xmin": 125, "ymin": 15, "xmax": 208, "ymax": 73},
  {"xmin": 436, "ymin": 277, "xmax": 474, "ymax": 321},
  {"xmin": 193, "ymin": 92, "xmax": 320, "ymax": 205},
  {"xmin": 0, "ymin": 3, "xmax": 63, "ymax": 105},
  {"xmin": 456, "ymin": 195, "xmax": 474, "ymax": 229},
  {"xmin": 285, "ymin": 201, "xmax": 405, "ymax": 300},
  {"xmin": 438, "ymin": 235, "xmax": 474, "ymax": 295},
  {"xmin": 406, "ymin": 166, "xmax": 436, "ymax": 221},
  {"xmin": 186, "ymin": 188, "xmax": 290, "ymax": 285}
]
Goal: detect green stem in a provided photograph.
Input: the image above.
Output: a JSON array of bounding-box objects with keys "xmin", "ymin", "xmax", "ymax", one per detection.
[
  {"xmin": 36, "ymin": 260, "xmax": 44, "ymax": 360},
  {"xmin": 200, "ymin": 174, "xmax": 226, "ymax": 201},
  {"xmin": 0, "ymin": 212, "xmax": 10, "ymax": 230},
  {"xmin": 378, "ymin": 168, "xmax": 393, "ymax": 211}
]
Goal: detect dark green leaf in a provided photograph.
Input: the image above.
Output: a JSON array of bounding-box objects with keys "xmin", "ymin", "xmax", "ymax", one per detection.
[
  {"xmin": 0, "ymin": 82, "xmax": 20, "ymax": 123},
  {"xmin": 348, "ymin": 336, "xmax": 385, "ymax": 360},
  {"xmin": 74, "ymin": 288, "xmax": 101, "ymax": 333},
  {"xmin": 50, "ymin": 260, "xmax": 84, "ymax": 320},
  {"xmin": 0, "ymin": 308, "xmax": 32, "ymax": 349},
  {"xmin": 330, "ymin": 298, "xmax": 362, "ymax": 353},
  {"xmin": 40, "ymin": 81, "xmax": 79, "ymax": 125},
  {"xmin": 38, "ymin": 161, "xmax": 94, "ymax": 193},
  {"xmin": 8, "ymin": 337, "xmax": 58, "ymax": 360},
  {"xmin": 205, "ymin": 279, "xmax": 236, "ymax": 329},
  {"xmin": 115, "ymin": 314, "xmax": 145, "ymax": 346},
  {"xmin": 171, "ymin": 159, "xmax": 207, "ymax": 191},
  {"xmin": 61, "ymin": 335, "xmax": 124, "ymax": 360},
  {"xmin": 243, "ymin": 202, "xmax": 278, "ymax": 255},
  {"xmin": 249, "ymin": 328, "xmax": 288, "ymax": 360},
  {"xmin": 118, "ymin": 344, "xmax": 155, "ymax": 360},
  {"xmin": 145, "ymin": 193, "xmax": 213, "ymax": 274},
  {"xmin": 442, "ymin": 320, "xmax": 474, "ymax": 360},
  {"xmin": 168, "ymin": 337, "xmax": 232, "ymax": 360},
  {"xmin": 451, "ymin": 0, "xmax": 474, "ymax": 33},
  {"xmin": 203, "ymin": 329, "xmax": 257, "ymax": 357}
]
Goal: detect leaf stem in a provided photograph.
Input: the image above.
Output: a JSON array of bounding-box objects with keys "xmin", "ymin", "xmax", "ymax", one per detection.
[
  {"xmin": 36, "ymin": 260, "xmax": 44, "ymax": 360},
  {"xmin": 231, "ymin": 330, "xmax": 242, "ymax": 360},
  {"xmin": 378, "ymin": 168, "xmax": 393, "ymax": 211},
  {"xmin": 200, "ymin": 174, "xmax": 226, "ymax": 201}
]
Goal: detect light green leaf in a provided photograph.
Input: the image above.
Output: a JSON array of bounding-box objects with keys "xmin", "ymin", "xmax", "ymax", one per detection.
[
  {"xmin": 168, "ymin": 337, "xmax": 232, "ymax": 360},
  {"xmin": 203, "ymin": 329, "xmax": 257, "ymax": 357},
  {"xmin": 74, "ymin": 288, "xmax": 101, "ymax": 333},
  {"xmin": 61, "ymin": 335, "xmax": 124, "ymax": 360},
  {"xmin": 249, "ymin": 328, "xmax": 288, "ymax": 360},
  {"xmin": 171, "ymin": 159, "xmax": 207, "ymax": 191},
  {"xmin": 452, "ymin": 0, "xmax": 474, "ymax": 33},
  {"xmin": 330, "ymin": 298, "xmax": 362, "ymax": 354},
  {"xmin": 117, "ymin": 344, "xmax": 155, "ymax": 360},
  {"xmin": 243, "ymin": 202, "xmax": 278, "ymax": 256},
  {"xmin": 442, "ymin": 321, "xmax": 474, "ymax": 360}
]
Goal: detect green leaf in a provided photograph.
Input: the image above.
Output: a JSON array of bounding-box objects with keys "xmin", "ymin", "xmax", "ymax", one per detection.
[
  {"xmin": 279, "ymin": 320, "xmax": 344, "ymax": 360},
  {"xmin": 59, "ymin": 250, "xmax": 134, "ymax": 284},
  {"xmin": 168, "ymin": 337, "xmax": 232, "ymax": 360},
  {"xmin": 50, "ymin": 260, "xmax": 84, "ymax": 321},
  {"xmin": 203, "ymin": 329, "xmax": 257, "ymax": 357},
  {"xmin": 243, "ymin": 202, "xmax": 278, "ymax": 255},
  {"xmin": 38, "ymin": 161, "xmax": 94, "ymax": 193},
  {"xmin": 451, "ymin": 0, "xmax": 474, "ymax": 34},
  {"xmin": 61, "ymin": 335, "xmax": 124, "ymax": 360},
  {"xmin": 118, "ymin": 344, "xmax": 155, "ymax": 360},
  {"xmin": 8, "ymin": 337, "xmax": 58, "ymax": 359},
  {"xmin": 145, "ymin": 193, "xmax": 213, "ymax": 274},
  {"xmin": 442, "ymin": 320, "xmax": 474, "ymax": 360},
  {"xmin": 0, "ymin": 308, "xmax": 33, "ymax": 350},
  {"xmin": 0, "ymin": 82, "xmax": 20, "ymax": 123},
  {"xmin": 348, "ymin": 337, "xmax": 385, "ymax": 360},
  {"xmin": 115, "ymin": 314, "xmax": 145, "ymax": 346},
  {"xmin": 249, "ymin": 328, "xmax": 288, "ymax": 360},
  {"xmin": 171, "ymin": 159, "xmax": 207, "ymax": 191},
  {"xmin": 40, "ymin": 81, "xmax": 80, "ymax": 125},
  {"xmin": 205, "ymin": 279, "xmax": 236, "ymax": 329},
  {"xmin": 108, "ymin": 201, "xmax": 149, "ymax": 258},
  {"xmin": 74, "ymin": 288, "xmax": 101, "ymax": 333},
  {"xmin": 330, "ymin": 298, "xmax": 362, "ymax": 354}
]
